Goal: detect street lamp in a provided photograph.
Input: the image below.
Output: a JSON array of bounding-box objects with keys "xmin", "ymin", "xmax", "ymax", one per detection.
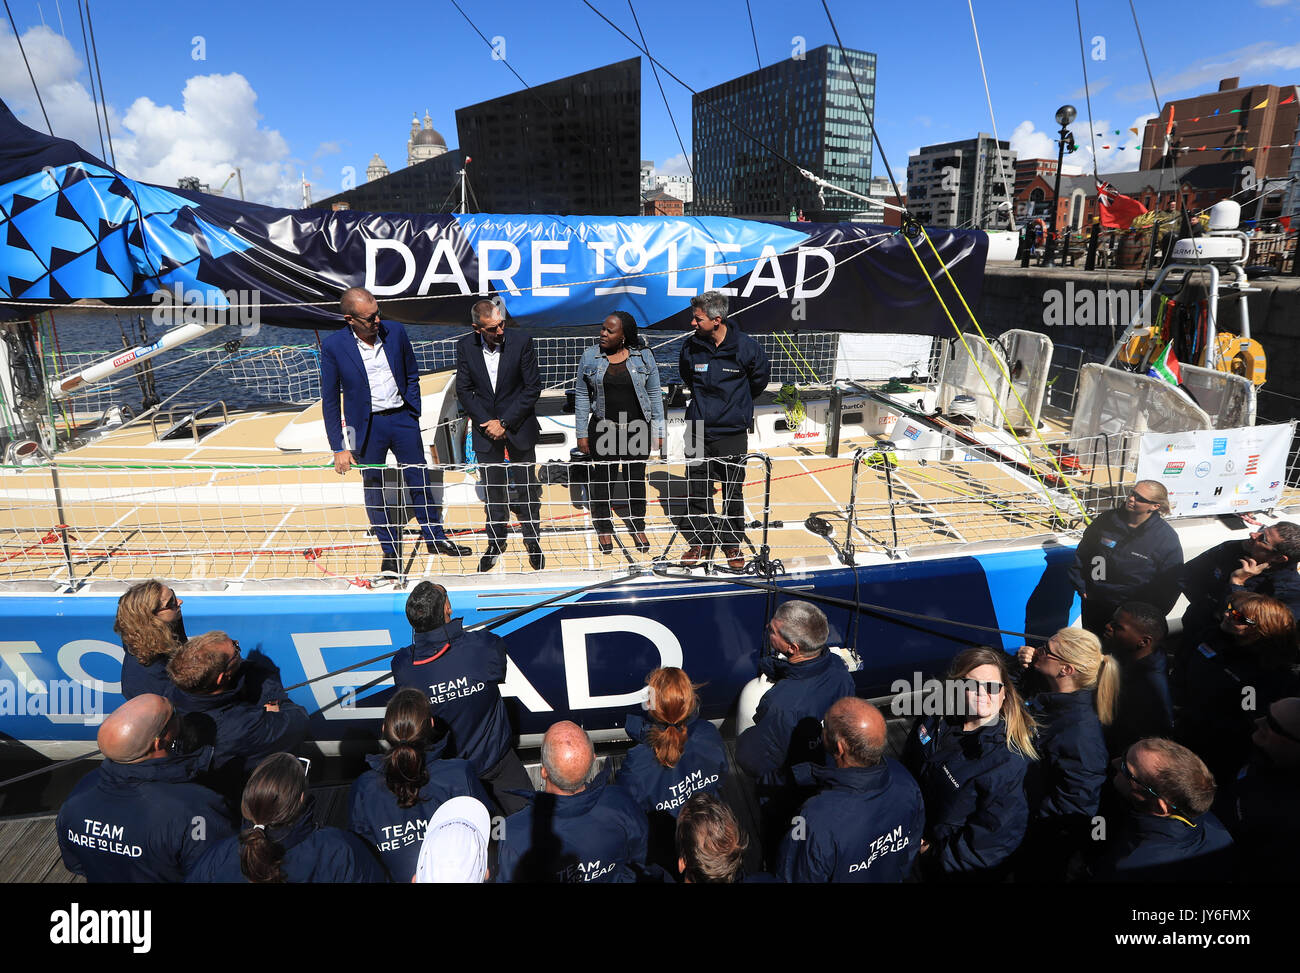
[{"xmin": 1042, "ymin": 104, "xmax": 1078, "ymax": 267}]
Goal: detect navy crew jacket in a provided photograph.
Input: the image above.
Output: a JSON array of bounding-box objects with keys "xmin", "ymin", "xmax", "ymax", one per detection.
[
  {"xmin": 678, "ymin": 324, "xmax": 771, "ymax": 441},
  {"xmin": 1067, "ymin": 508, "xmax": 1184, "ymax": 615},
  {"xmin": 390, "ymin": 620, "xmax": 515, "ymax": 775},
  {"xmin": 1092, "ymin": 810, "xmax": 1235, "ymax": 882},
  {"xmin": 120, "ymin": 652, "xmax": 177, "ymax": 701},
  {"xmin": 57, "ymin": 746, "xmax": 235, "ymax": 883},
  {"xmin": 1024, "ymin": 689, "xmax": 1108, "ymax": 821},
  {"xmin": 348, "ymin": 736, "xmax": 490, "ymax": 881},
  {"xmin": 615, "ymin": 711, "xmax": 729, "ymax": 815},
  {"xmin": 1181, "ymin": 538, "xmax": 1300, "ymax": 641},
  {"xmin": 187, "ymin": 800, "xmax": 389, "ymax": 883},
  {"xmin": 496, "ymin": 775, "xmax": 648, "ymax": 883},
  {"xmin": 776, "ymin": 759, "xmax": 925, "ymax": 883},
  {"xmin": 736, "ymin": 651, "xmax": 856, "ymax": 779},
  {"xmin": 902, "ymin": 715, "xmax": 1030, "ymax": 877}
]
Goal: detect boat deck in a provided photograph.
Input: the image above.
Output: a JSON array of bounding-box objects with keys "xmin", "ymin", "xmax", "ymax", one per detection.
[{"xmin": 0, "ymin": 403, "xmax": 1109, "ymax": 586}]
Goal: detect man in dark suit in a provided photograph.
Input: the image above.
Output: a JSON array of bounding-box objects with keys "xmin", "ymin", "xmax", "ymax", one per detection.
[
  {"xmin": 321, "ymin": 287, "xmax": 469, "ymax": 575},
  {"xmin": 455, "ymin": 297, "xmax": 544, "ymax": 572}
]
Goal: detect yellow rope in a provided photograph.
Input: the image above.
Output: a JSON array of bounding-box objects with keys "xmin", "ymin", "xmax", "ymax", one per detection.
[
  {"xmin": 914, "ymin": 227, "xmax": 1093, "ymax": 524},
  {"xmin": 900, "ymin": 234, "xmax": 1072, "ymax": 524},
  {"xmin": 772, "ymin": 331, "xmax": 820, "ymax": 384}
]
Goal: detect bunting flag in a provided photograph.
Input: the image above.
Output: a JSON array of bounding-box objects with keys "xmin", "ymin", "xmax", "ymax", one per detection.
[
  {"xmin": 1213, "ymin": 108, "xmax": 1220, "ymax": 115},
  {"xmin": 1166, "ymin": 105, "xmax": 1176, "ymax": 134},
  {"xmin": 1148, "ymin": 342, "xmax": 1181, "ymax": 387},
  {"xmin": 1281, "ymin": 93, "xmax": 1296, "ymax": 105},
  {"xmin": 1281, "ymin": 216, "xmax": 1292, "ymax": 232},
  {"xmin": 1253, "ymin": 99, "xmax": 1268, "ymax": 109},
  {"xmin": 1097, "ymin": 179, "xmax": 1148, "ymax": 229},
  {"xmin": 1129, "ymin": 127, "xmax": 1140, "ymax": 136}
]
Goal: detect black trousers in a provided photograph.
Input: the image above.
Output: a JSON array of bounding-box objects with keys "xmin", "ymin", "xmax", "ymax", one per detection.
[
  {"xmin": 479, "ymin": 441, "xmax": 540, "ymax": 549},
  {"xmin": 481, "ymin": 747, "xmax": 534, "ymax": 818},
  {"xmin": 685, "ymin": 430, "xmax": 748, "ymax": 549},
  {"xmin": 587, "ymin": 419, "xmax": 649, "ymax": 534}
]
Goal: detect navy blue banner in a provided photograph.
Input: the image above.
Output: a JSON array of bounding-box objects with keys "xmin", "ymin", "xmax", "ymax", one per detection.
[{"xmin": 0, "ymin": 99, "xmax": 988, "ymax": 334}]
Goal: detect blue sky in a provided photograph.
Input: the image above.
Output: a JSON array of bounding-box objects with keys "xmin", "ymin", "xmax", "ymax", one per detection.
[{"xmin": 1, "ymin": 0, "xmax": 1297, "ymax": 207}]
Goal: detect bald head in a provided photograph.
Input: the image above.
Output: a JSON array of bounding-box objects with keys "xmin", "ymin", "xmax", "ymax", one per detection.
[
  {"xmin": 340, "ymin": 286, "xmax": 375, "ymax": 318},
  {"xmin": 98, "ymin": 694, "xmax": 175, "ymax": 764},
  {"xmin": 540, "ymin": 721, "xmax": 595, "ymax": 794},
  {"xmin": 824, "ymin": 697, "xmax": 886, "ymax": 768}
]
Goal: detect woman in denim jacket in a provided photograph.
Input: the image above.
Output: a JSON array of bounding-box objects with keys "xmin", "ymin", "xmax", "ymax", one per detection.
[{"xmin": 574, "ymin": 311, "xmax": 664, "ymax": 553}]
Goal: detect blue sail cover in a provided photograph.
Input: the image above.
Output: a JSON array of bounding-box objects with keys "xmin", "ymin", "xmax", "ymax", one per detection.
[{"xmin": 0, "ymin": 99, "xmax": 988, "ymax": 333}]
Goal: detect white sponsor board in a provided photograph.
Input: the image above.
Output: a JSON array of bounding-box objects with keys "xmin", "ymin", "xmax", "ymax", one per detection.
[{"xmin": 1136, "ymin": 423, "xmax": 1295, "ymax": 517}]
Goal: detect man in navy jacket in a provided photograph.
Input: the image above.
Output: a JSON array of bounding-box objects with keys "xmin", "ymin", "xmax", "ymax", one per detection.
[
  {"xmin": 167, "ymin": 631, "xmax": 310, "ymax": 800},
  {"xmin": 321, "ymin": 287, "xmax": 468, "ymax": 575},
  {"xmin": 497, "ymin": 721, "xmax": 648, "ymax": 883},
  {"xmin": 454, "ymin": 297, "xmax": 544, "ymax": 572},
  {"xmin": 1093, "ymin": 737, "xmax": 1235, "ymax": 882},
  {"xmin": 677, "ymin": 290, "xmax": 770, "ymax": 570},
  {"xmin": 57, "ymin": 694, "xmax": 235, "ymax": 882},
  {"xmin": 1180, "ymin": 522, "xmax": 1300, "ymax": 644},
  {"xmin": 1224, "ymin": 697, "xmax": 1300, "ymax": 882},
  {"xmin": 390, "ymin": 581, "xmax": 533, "ymax": 815},
  {"xmin": 777, "ymin": 698, "xmax": 923, "ymax": 883},
  {"xmin": 736, "ymin": 601, "xmax": 856, "ymax": 779}
]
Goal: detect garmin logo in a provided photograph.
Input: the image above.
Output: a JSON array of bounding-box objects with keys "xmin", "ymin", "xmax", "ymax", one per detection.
[{"xmin": 49, "ymin": 903, "xmax": 151, "ymax": 953}]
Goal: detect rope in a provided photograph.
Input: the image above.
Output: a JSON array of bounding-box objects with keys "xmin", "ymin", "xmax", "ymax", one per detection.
[
  {"xmin": 967, "ymin": 0, "xmax": 1014, "ymax": 229},
  {"xmin": 3, "ymin": 0, "xmax": 53, "ymax": 135}
]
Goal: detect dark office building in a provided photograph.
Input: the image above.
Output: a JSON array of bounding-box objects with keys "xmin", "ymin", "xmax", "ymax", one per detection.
[
  {"xmin": 692, "ymin": 45, "xmax": 876, "ymax": 221},
  {"xmin": 315, "ymin": 58, "xmax": 640, "ymax": 215}
]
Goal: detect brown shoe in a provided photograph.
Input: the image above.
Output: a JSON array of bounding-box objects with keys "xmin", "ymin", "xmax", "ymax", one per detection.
[
  {"xmin": 681, "ymin": 545, "xmax": 712, "ymax": 566},
  {"xmin": 597, "ymin": 532, "xmax": 613, "ymax": 554},
  {"xmin": 723, "ymin": 546, "xmax": 745, "ymax": 570}
]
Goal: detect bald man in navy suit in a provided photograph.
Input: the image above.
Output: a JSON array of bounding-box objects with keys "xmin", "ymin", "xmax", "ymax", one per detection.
[
  {"xmin": 455, "ymin": 297, "xmax": 544, "ymax": 572},
  {"xmin": 321, "ymin": 287, "xmax": 470, "ymax": 575}
]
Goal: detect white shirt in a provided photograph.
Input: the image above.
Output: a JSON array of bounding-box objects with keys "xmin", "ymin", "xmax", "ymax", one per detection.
[
  {"xmin": 482, "ymin": 342, "xmax": 501, "ymax": 393},
  {"xmin": 355, "ymin": 332, "xmax": 404, "ymax": 412}
]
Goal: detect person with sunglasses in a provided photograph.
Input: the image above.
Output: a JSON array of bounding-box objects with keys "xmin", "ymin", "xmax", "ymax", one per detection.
[
  {"xmin": 1015, "ymin": 628, "xmax": 1118, "ymax": 880},
  {"xmin": 1179, "ymin": 521, "xmax": 1300, "ymax": 653},
  {"xmin": 1223, "ymin": 697, "xmax": 1300, "ymax": 882},
  {"xmin": 1067, "ymin": 479, "xmax": 1183, "ymax": 635},
  {"xmin": 320, "ymin": 286, "xmax": 470, "ymax": 578},
  {"xmin": 455, "ymin": 296, "xmax": 545, "ymax": 572},
  {"xmin": 114, "ymin": 580, "xmax": 186, "ymax": 700},
  {"xmin": 902, "ymin": 647, "xmax": 1037, "ymax": 881},
  {"xmin": 1174, "ymin": 590, "xmax": 1299, "ymax": 787},
  {"xmin": 1091, "ymin": 737, "xmax": 1234, "ymax": 882},
  {"xmin": 57, "ymin": 694, "xmax": 235, "ymax": 882},
  {"xmin": 167, "ymin": 631, "xmax": 310, "ymax": 802}
]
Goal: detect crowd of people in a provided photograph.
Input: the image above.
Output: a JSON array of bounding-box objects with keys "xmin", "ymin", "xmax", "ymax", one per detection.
[
  {"xmin": 52, "ymin": 503, "xmax": 1300, "ymax": 882},
  {"xmin": 323, "ymin": 285, "xmax": 770, "ymax": 576}
]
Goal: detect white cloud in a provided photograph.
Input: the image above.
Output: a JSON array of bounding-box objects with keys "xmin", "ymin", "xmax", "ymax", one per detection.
[
  {"xmin": 312, "ymin": 140, "xmax": 342, "ymax": 159},
  {"xmin": 1010, "ymin": 114, "xmax": 1157, "ymax": 175},
  {"xmin": 0, "ymin": 22, "xmax": 301, "ymax": 207},
  {"xmin": 658, "ymin": 153, "xmax": 692, "ymax": 176},
  {"xmin": 1117, "ymin": 41, "xmax": 1300, "ymax": 101}
]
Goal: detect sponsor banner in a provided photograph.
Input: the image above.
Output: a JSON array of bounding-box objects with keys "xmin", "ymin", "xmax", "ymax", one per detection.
[{"xmin": 1137, "ymin": 423, "xmax": 1295, "ymax": 517}]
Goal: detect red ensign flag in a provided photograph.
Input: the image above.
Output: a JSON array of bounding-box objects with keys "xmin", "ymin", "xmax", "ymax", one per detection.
[{"xmin": 1096, "ymin": 179, "xmax": 1148, "ymax": 229}]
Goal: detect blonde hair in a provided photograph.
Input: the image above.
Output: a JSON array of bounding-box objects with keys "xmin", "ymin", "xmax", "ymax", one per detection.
[
  {"xmin": 1048, "ymin": 628, "xmax": 1120, "ymax": 726},
  {"xmin": 949, "ymin": 647, "xmax": 1038, "ymax": 761},
  {"xmin": 1133, "ymin": 479, "xmax": 1171, "ymax": 515},
  {"xmin": 114, "ymin": 580, "xmax": 182, "ymax": 667}
]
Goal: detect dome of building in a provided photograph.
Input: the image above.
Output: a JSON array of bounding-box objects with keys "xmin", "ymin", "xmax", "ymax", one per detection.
[
  {"xmin": 412, "ymin": 128, "xmax": 446, "ymax": 148},
  {"xmin": 408, "ymin": 110, "xmax": 448, "ymax": 167}
]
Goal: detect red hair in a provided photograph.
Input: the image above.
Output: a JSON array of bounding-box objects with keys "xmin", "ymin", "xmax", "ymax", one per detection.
[{"xmin": 646, "ymin": 667, "xmax": 700, "ymax": 768}]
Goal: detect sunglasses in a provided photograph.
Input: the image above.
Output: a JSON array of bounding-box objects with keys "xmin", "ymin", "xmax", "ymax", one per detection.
[
  {"xmin": 1128, "ymin": 490, "xmax": 1159, "ymax": 505},
  {"xmin": 348, "ymin": 310, "xmax": 380, "ymax": 325},
  {"xmin": 961, "ymin": 679, "xmax": 1004, "ymax": 696},
  {"xmin": 154, "ymin": 594, "xmax": 180, "ymax": 613},
  {"xmin": 477, "ymin": 320, "xmax": 505, "ymax": 333},
  {"xmin": 1224, "ymin": 606, "xmax": 1259, "ymax": 627},
  {"xmin": 1118, "ymin": 757, "xmax": 1178, "ymax": 812}
]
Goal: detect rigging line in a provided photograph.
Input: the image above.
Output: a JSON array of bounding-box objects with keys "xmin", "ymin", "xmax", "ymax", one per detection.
[
  {"xmin": 744, "ymin": 0, "xmax": 762, "ymax": 70},
  {"xmin": 75, "ymin": 0, "xmax": 105, "ymax": 161},
  {"xmin": 627, "ymin": 0, "xmax": 696, "ymax": 190},
  {"xmin": 84, "ymin": 0, "xmax": 114, "ymax": 167},
  {"xmin": 3, "ymin": 0, "xmax": 53, "ymax": 134},
  {"xmin": 816, "ymin": 0, "xmax": 904, "ymax": 210},
  {"xmin": 1123, "ymin": 0, "xmax": 1183, "ymax": 249},
  {"xmin": 446, "ymin": 0, "xmax": 603, "ymax": 170},
  {"xmin": 967, "ymin": 0, "xmax": 1014, "ymax": 230}
]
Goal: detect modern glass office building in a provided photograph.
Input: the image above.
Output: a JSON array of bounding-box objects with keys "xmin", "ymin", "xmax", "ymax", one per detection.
[{"xmin": 692, "ymin": 45, "xmax": 876, "ymax": 221}]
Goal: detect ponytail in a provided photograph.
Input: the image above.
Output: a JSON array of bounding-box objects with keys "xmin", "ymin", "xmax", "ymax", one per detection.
[
  {"xmin": 645, "ymin": 667, "xmax": 701, "ymax": 769},
  {"xmin": 239, "ymin": 752, "xmax": 306, "ymax": 884},
  {"xmin": 239, "ymin": 825, "xmax": 287, "ymax": 884},
  {"xmin": 1094, "ymin": 654, "xmax": 1120, "ymax": 726},
  {"xmin": 382, "ymin": 688, "xmax": 435, "ymax": 808}
]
